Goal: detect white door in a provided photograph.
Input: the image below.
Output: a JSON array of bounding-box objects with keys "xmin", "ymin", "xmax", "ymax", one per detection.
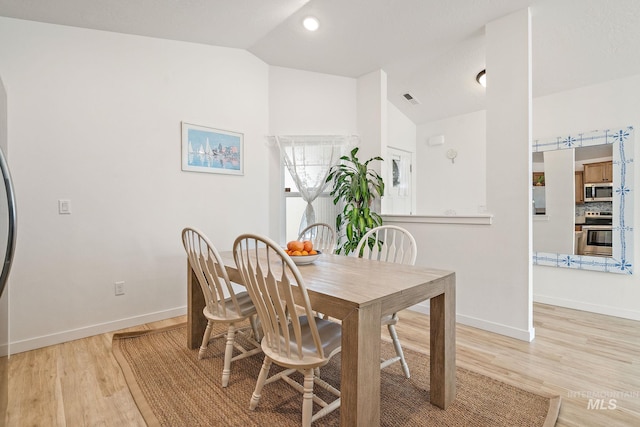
[{"xmin": 383, "ymin": 147, "xmax": 413, "ymax": 214}]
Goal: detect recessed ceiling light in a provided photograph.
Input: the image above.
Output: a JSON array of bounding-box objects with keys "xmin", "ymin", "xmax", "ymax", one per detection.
[
  {"xmin": 476, "ymin": 70, "xmax": 486, "ymax": 88},
  {"xmin": 303, "ymin": 16, "xmax": 319, "ymax": 32}
]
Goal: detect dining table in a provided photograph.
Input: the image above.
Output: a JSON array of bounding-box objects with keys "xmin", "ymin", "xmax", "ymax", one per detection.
[{"xmin": 186, "ymin": 251, "xmax": 456, "ymax": 426}]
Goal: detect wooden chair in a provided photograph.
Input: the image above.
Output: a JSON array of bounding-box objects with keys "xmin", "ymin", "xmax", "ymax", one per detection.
[
  {"xmin": 355, "ymin": 225, "xmax": 417, "ymax": 378},
  {"xmin": 181, "ymin": 227, "xmax": 262, "ymax": 387},
  {"xmin": 297, "ymin": 222, "xmax": 336, "ymax": 254},
  {"xmin": 233, "ymin": 233, "xmax": 341, "ymax": 427}
]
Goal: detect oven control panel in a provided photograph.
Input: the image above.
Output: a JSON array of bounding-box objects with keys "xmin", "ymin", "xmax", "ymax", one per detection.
[
  {"xmin": 585, "ymin": 211, "xmax": 612, "ymax": 218},
  {"xmin": 585, "ymin": 211, "xmax": 612, "ymax": 225}
]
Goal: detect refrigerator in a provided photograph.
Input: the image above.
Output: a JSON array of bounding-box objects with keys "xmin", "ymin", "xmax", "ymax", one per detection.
[
  {"xmin": 0, "ymin": 77, "xmax": 17, "ymax": 423},
  {"xmin": 0, "ymin": 146, "xmax": 16, "ymax": 424}
]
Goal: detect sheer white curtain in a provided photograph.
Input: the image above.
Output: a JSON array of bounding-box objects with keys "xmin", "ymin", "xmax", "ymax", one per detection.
[{"xmin": 272, "ymin": 135, "xmax": 355, "ymax": 234}]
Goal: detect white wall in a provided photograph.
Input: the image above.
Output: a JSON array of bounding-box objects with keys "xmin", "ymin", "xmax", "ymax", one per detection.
[
  {"xmin": 383, "ymin": 102, "xmax": 417, "ymax": 214},
  {"xmin": 533, "ymin": 149, "xmax": 575, "ymax": 254},
  {"xmin": 268, "ymin": 66, "xmax": 358, "ymax": 243},
  {"xmin": 269, "ymin": 66, "xmax": 357, "ymax": 136},
  {"xmin": 0, "ymin": 18, "xmax": 271, "ymax": 352},
  {"xmin": 387, "ymin": 102, "xmax": 415, "ymax": 154},
  {"xmin": 483, "ymin": 8, "xmax": 533, "ymax": 339},
  {"xmin": 411, "ymin": 49, "xmax": 640, "ymax": 323},
  {"xmin": 416, "ymin": 110, "xmax": 486, "ymax": 215},
  {"xmin": 356, "ymin": 70, "xmax": 387, "ymax": 170},
  {"xmin": 0, "ymin": 76, "xmax": 6, "ymax": 156},
  {"xmin": 351, "ymin": 70, "xmax": 388, "ymax": 221},
  {"xmin": 391, "ymin": 10, "xmax": 534, "ymax": 341},
  {"xmin": 533, "ymin": 74, "xmax": 640, "ymax": 320}
]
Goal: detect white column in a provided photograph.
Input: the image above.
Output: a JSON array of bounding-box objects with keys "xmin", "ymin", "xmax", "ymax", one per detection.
[
  {"xmin": 357, "ymin": 69, "xmax": 388, "ymax": 213},
  {"xmin": 485, "ymin": 8, "xmax": 534, "ymax": 340}
]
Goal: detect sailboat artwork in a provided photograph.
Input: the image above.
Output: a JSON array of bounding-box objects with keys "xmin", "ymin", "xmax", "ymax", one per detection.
[{"xmin": 181, "ymin": 122, "xmax": 244, "ymax": 176}]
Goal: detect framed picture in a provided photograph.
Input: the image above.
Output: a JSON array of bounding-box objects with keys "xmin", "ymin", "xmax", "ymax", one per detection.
[{"xmin": 181, "ymin": 122, "xmax": 244, "ymax": 175}]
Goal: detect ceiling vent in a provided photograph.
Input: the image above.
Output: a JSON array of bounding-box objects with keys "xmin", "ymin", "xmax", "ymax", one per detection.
[{"xmin": 402, "ymin": 92, "xmax": 421, "ymax": 105}]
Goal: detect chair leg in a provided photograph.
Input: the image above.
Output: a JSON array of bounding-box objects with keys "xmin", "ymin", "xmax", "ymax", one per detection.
[
  {"xmin": 222, "ymin": 324, "xmax": 236, "ymax": 387},
  {"xmin": 387, "ymin": 324, "xmax": 410, "ymax": 378},
  {"xmin": 301, "ymin": 368, "xmax": 314, "ymax": 427},
  {"xmin": 198, "ymin": 320, "xmax": 214, "ymax": 360},
  {"xmin": 250, "ymin": 357, "xmax": 272, "ymax": 410},
  {"xmin": 249, "ymin": 315, "xmax": 261, "ymax": 342}
]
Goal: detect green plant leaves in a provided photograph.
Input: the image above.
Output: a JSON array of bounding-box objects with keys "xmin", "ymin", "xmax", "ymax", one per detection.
[{"xmin": 325, "ymin": 147, "xmax": 384, "ymax": 255}]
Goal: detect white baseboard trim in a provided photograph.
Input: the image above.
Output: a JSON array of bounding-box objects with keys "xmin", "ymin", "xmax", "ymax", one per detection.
[
  {"xmin": 407, "ymin": 302, "xmax": 535, "ymax": 342},
  {"xmin": 10, "ymin": 306, "xmax": 187, "ymax": 355},
  {"xmin": 457, "ymin": 313, "xmax": 535, "ymax": 342},
  {"xmin": 534, "ymin": 294, "xmax": 640, "ymax": 321}
]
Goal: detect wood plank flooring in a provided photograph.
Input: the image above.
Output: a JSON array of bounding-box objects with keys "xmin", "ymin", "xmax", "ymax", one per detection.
[{"xmin": 6, "ymin": 303, "xmax": 640, "ymax": 426}]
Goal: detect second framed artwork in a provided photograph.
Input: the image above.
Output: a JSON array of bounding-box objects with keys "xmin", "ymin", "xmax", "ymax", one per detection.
[{"xmin": 181, "ymin": 122, "xmax": 244, "ymax": 175}]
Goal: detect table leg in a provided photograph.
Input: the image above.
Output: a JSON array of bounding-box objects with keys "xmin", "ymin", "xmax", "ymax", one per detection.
[
  {"xmin": 187, "ymin": 260, "xmax": 206, "ymax": 349},
  {"xmin": 429, "ymin": 276, "xmax": 456, "ymax": 409},
  {"xmin": 340, "ymin": 303, "xmax": 381, "ymax": 426}
]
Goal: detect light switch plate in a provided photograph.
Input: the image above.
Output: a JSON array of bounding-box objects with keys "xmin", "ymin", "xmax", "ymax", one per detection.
[{"xmin": 58, "ymin": 199, "xmax": 71, "ymax": 214}]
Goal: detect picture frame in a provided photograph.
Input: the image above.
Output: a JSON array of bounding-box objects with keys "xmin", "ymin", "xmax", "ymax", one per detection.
[{"xmin": 181, "ymin": 122, "xmax": 244, "ymax": 175}]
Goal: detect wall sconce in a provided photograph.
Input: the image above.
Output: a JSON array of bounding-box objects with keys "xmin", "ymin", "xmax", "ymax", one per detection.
[
  {"xmin": 476, "ymin": 70, "xmax": 486, "ymax": 88},
  {"xmin": 446, "ymin": 148, "xmax": 458, "ymax": 164}
]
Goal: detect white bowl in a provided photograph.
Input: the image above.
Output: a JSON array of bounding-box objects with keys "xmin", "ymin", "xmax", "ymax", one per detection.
[{"xmin": 290, "ymin": 251, "xmax": 322, "ymax": 265}]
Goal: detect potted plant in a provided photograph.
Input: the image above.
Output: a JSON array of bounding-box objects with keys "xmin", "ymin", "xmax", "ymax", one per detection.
[{"xmin": 325, "ymin": 147, "xmax": 385, "ymax": 255}]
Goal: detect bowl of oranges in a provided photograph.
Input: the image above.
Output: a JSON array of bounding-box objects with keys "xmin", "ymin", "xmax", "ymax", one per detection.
[{"xmin": 285, "ymin": 240, "xmax": 321, "ymax": 265}]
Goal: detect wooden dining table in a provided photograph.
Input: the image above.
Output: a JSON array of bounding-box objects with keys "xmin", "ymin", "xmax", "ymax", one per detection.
[{"xmin": 186, "ymin": 251, "xmax": 456, "ymax": 426}]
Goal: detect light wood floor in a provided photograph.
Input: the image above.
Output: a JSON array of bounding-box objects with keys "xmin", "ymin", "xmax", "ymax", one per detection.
[{"xmin": 5, "ymin": 303, "xmax": 640, "ymax": 426}]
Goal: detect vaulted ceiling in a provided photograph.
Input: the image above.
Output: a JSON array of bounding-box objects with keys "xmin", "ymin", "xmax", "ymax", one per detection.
[{"xmin": 1, "ymin": 0, "xmax": 638, "ymax": 124}]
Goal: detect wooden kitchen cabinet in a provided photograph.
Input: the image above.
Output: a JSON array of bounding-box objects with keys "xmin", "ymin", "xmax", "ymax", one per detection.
[
  {"xmin": 575, "ymin": 171, "xmax": 584, "ymax": 204},
  {"xmin": 583, "ymin": 161, "xmax": 613, "ymax": 183}
]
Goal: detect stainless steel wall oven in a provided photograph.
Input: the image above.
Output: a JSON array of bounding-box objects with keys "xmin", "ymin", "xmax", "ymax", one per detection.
[{"xmin": 580, "ymin": 212, "xmax": 612, "ymax": 256}]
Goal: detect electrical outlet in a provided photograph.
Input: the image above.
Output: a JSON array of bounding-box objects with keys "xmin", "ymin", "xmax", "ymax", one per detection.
[{"xmin": 115, "ymin": 281, "xmax": 125, "ymax": 296}]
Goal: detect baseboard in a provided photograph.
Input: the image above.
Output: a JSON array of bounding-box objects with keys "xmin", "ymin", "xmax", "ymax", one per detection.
[
  {"xmin": 407, "ymin": 302, "xmax": 535, "ymax": 342},
  {"xmin": 457, "ymin": 313, "xmax": 535, "ymax": 342},
  {"xmin": 10, "ymin": 306, "xmax": 187, "ymax": 355},
  {"xmin": 534, "ymin": 294, "xmax": 640, "ymax": 321}
]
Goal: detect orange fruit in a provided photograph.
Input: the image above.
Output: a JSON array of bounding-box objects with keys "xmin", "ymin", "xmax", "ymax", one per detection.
[
  {"xmin": 301, "ymin": 250, "xmax": 308, "ymax": 255},
  {"xmin": 291, "ymin": 250, "xmax": 302, "ymax": 256},
  {"xmin": 309, "ymin": 249, "xmax": 317, "ymax": 255},
  {"xmin": 302, "ymin": 240, "xmax": 313, "ymax": 252},
  {"xmin": 287, "ymin": 241, "xmax": 304, "ymax": 252}
]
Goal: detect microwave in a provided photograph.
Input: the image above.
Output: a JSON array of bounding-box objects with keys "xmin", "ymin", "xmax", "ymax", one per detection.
[{"xmin": 584, "ymin": 183, "xmax": 613, "ymax": 202}]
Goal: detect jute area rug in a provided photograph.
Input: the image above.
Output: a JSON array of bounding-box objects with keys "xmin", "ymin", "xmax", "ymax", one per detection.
[{"xmin": 112, "ymin": 323, "xmax": 560, "ymax": 427}]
